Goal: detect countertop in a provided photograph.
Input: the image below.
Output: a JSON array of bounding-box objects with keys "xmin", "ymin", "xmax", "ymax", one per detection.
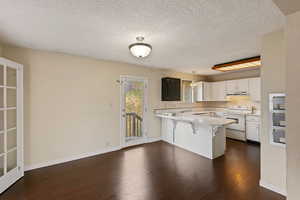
[
  {"xmin": 246, "ymin": 111, "xmax": 261, "ymax": 116},
  {"xmin": 156, "ymin": 113, "xmax": 235, "ymax": 127}
]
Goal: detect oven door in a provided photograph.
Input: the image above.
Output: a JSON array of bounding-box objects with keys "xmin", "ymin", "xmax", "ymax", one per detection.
[{"xmin": 225, "ymin": 114, "xmax": 245, "ymax": 131}]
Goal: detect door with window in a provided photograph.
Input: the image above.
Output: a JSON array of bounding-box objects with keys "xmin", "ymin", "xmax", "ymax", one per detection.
[
  {"xmin": 120, "ymin": 76, "xmax": 147, "ymax": 147},
  {"xmin": 0, "ymin": 58, "xmax": 23, "ymax": 194}
]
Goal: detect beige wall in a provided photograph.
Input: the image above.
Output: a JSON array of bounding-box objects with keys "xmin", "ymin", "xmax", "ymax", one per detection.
[
  {"xmin": 2, "ymin": 46, "xmax": 200, "ymax": 168},
  {"xmin": 260, "ymin": 30, "xmax": 287, "ymax": 194},
  {"xmin": 286, "ymin": 10, "xmax": 300, "ymax": 200},
  {"xmin": 206, "ymin": 69, "xmax": 260, "ymax": 82}
]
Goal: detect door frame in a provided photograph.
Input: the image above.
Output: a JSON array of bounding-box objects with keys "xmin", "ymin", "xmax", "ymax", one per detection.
[
  {"xmin": 0, "ymin": 57, "xmax": 24, "ymax": 193},
  {"xmin": 119, "ymin": 75, "xmax": 148, "ymax": 148}
]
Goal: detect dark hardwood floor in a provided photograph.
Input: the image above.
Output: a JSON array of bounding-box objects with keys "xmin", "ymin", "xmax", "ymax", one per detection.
[{"xmin": 1, "ymin": 139, "xmax": 285, "ymax": 200}]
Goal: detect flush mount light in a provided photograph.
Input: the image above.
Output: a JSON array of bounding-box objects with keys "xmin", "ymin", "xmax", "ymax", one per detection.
[
  {"xmin": 212, "ymin": 56, "xmax": 261, "ymax": 72},
  {"xmin": 129, "ymin": 36, "xmax": 152, "ymax": 58}
]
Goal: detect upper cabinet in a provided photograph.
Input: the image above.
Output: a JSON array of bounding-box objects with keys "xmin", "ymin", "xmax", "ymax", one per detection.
[
  {"xmin": 193, "ymin": 77, "xmax": 260, "ymax": 102},
  {"xmin": 249, "ymin": 77, "xmax": 261, "ymax": 101},
  {"xmin": 192, "ymin": 81, "xmax": 212, "ymax": 102},
  {"xmin": 226, "ymin": 80, "xmax": 236, "ymax": 95},
  {"xmin": 203, "ymin": 82, "xmax": 212, "ymax": 101},
  {"xmin": 211, "ymin": 81, "xmax": 227, "ymax": 101},
  {"xmin": 237, "ymin": 79, "xmax": 249, "ymax": 93},
  {"xmin": 226, "ymin": 79, "xmax": 249, "ymax": 95}
]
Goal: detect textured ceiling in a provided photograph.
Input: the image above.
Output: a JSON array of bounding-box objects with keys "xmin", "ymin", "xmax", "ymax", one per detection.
[
  {"xmin": 273, "ymin": 0, "xmax": 300, "ymax": 15},
  {"xmin": 0, "ymin": 0, "xmax": 284, "ymax": 74}
]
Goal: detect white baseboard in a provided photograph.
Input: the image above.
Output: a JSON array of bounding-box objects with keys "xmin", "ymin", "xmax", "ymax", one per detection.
[
  {"xmin": 24, "ymin": 137, "xmax": 162, "ymax": 172},
  {"xmin": 147, "ymin": 137, "xmax": 162, "ymax": 143},
  {"xmin": 24, "ymin": 146, "xmax": 121, "ymax": 171},
  {"xmin": 259, "ymin": 180, "xmax": 287, "ymax": 196}
]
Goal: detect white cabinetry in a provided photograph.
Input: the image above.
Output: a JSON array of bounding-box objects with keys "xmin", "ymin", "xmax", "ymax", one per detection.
[
  {"xmin": 192, "ymin": 82, "xmax": 211, "ymax": 102},
  {"xmin": 211, "ymin": 81, "xmax": 227, "ymax": 101},
  {"xmin": 238, "ymin": 79, "xmax": 249, "ymax": 93},
  {"xmin": 193, "ymin": 78, "xmax": 260, "ymax": 102},
  {"xmin": 203, "ymin": 82, "xmax": 212, "ymax": 101},
  {"xmin": 161, "ymin": 119, "xmax": 174, "ymax": 144},
  {"xmin": 226, "ymin": 80, "xmax": 236, "ymax": 95},
  {"xmin": 226, "ymin": 79, "xmax": 249, "ymax": 95},
  {"xmin": 246, "ymin": 115, "xmax": 260, "ymax": 142},
  {"xmin": 249, "ymin": 78, "xmax": 261, "ymax": 101}
]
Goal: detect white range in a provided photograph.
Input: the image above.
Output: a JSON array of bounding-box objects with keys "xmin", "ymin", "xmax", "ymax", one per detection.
[{"xmin": 224, "ymin": 106, "xmax": 253, "ymax": 141}]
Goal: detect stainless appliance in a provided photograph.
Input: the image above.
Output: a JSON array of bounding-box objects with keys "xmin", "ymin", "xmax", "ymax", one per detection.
[{"xmin": 224, "ymin": 106, "xmax": 252, "ymax": 141}]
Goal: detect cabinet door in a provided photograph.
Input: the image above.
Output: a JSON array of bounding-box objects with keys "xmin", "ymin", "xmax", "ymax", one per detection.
[
  {"xmin": 166, "ymin": 120, "xmax": 174, "ymax": 143},
  {"xmin": 226, "ymin": 80, "xmax": 237, "ymax": 95},
  {"xmin": 211, "ymin": 82, "xmax": 227, "ymax": 101},
  {"xmin": 203, "ymin": 82, "xmax": 211, "ymax": 101},
  {"xmin": 237, "ymin": 79, "xmax": 249, "ymax": 93},
  {"xmin": 246, "ymin": 122, "xmax": 260, "ymax": 142},
  {"xmin": 219, "ymin": 81, "xmax": 227, "ymax": 101},
  {"xmin": 210, "ymin": 82, "xmax": 218, "ymax": 101},
  {"xmin": 193, "ymin": 82, "xmax": 204, "ymax": 102},
  {"xmin": 249, "ymin": 78, "xmax": 261, "ymax": 101}
]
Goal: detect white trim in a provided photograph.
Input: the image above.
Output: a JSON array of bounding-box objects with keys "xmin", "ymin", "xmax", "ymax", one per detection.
[
  {"xmin": 269, "ymin": 93, "xmax": 286, "ymax": 148},
  {"xmin": 147, "ymin": 137, "xmax": 162, "ymax": 143},
  {"xmin": 0, "ymin": 58, "xmax": 24, "ymax": 194},
  {"xmin": 24, "ymin": 137, "xmax": 162, "ymax": 171},
  {"xmin": 24, "ymin": 146, "xmax": 121, "ymax": 171},
  {"xmin": 119, "ymin": 75, "xmax": 149, "ymax": 148},
  {"xmin": 259, "ymin": 179, "xmax": 287, "ymax": 196}
]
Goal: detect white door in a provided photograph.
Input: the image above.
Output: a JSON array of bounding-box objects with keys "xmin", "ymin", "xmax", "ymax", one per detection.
[
  {"xmin": 120, "ymin": 76, "xmax": 148, "ymax": 148},
  {"xmin": 0, "ymin": 58, "xmax": 23, "ymax": 193}
]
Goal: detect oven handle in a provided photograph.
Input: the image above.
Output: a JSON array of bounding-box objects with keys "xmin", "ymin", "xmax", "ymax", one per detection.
[{"xmin": 226, "ymin": 117, "xmax": 239, "ymax": 123}]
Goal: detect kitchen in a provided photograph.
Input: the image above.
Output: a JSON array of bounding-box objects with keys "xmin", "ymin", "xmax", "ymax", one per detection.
[{"xmin": 155, "ymin": 70, "xmax": 263, "ymax": 159}]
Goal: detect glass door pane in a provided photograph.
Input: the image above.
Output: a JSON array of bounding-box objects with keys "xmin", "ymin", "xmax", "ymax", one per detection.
[
  {"xmin": 7, "ymin": 89, "xmax": 16, "ymax": 108},
  {"xmin": 7, "ymin": 149, "xmax": 17, "ymax": 172},
  {"xmin": 7, "ymin": 129, "xmax": 17, "ymax": 151},
  {"xmin": 0, "ymin": 65, "xmax": 4, "ymax": 86},
  {"xmin": 0, "ymin": 88, "xmax": 4, "ymax": 109},
  {"xmin": 124, "ymin": 80, "xmax": 144, "ymax": 142},
  {"xmin": 7, "ymin": 109, "xmax": 17, "ymax": 129},
  {"xmin": 0, "ymin": 111, "xmax": 3, "ymax": 132},
  {"xmin": 7, "ymin": 67, "xmax": 16, "ymax": 87},
  {"xmin": 0, "ymin": 133, "xmax": 4, "ymax": 154},
  {"xmin": 0, "ymin": 155, "xmax": 4, "ymax": 177}
]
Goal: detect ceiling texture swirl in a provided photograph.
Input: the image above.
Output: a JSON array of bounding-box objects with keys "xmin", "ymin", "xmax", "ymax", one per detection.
[{"xmin": 0, "ymin": 0, "xmax": 284, "ymax": 74}]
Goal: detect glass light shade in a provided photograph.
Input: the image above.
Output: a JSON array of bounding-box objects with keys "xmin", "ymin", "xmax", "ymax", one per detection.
[{"xmin": 129, "ymin": 43, "xmax": 152, "ymax": 58}]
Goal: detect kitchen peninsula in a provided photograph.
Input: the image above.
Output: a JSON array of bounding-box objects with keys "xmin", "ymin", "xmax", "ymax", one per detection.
[{"xmin": 155, "ymin": 109, "xmax": 235, "ymax": 159}]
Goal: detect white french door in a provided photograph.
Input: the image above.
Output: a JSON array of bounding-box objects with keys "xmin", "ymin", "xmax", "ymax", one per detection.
[
  {"xmin": 120, "ymin": 76, "xmax": 148, "ymax": 148},
  {"xmin": 0, "ymin": 58, "xmax": 23, "ymax": 194}
]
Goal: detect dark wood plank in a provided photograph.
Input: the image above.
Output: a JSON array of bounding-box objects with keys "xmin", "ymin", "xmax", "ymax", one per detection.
[{"xmin": 0, "ymin": 139, "xmax": 285, "ymax": 200}]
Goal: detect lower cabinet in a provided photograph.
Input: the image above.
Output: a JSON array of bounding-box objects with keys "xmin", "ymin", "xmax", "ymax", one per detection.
[
  {"xmin": 161, "ymin": 119, "xmax": 174, "ymax": 143},
  {"xmin": 246, "ymin": 116, "xmax": 260, "ymax": 142}
]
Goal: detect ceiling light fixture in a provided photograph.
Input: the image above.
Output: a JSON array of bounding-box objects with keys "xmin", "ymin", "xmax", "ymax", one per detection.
[
  {"xmin": 129, "ymin": 36, "xmax": 152, "ymax": 58},
  {"xmin": 212, "ymin": 56, "xmax": 261, "ymax": 72}
]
